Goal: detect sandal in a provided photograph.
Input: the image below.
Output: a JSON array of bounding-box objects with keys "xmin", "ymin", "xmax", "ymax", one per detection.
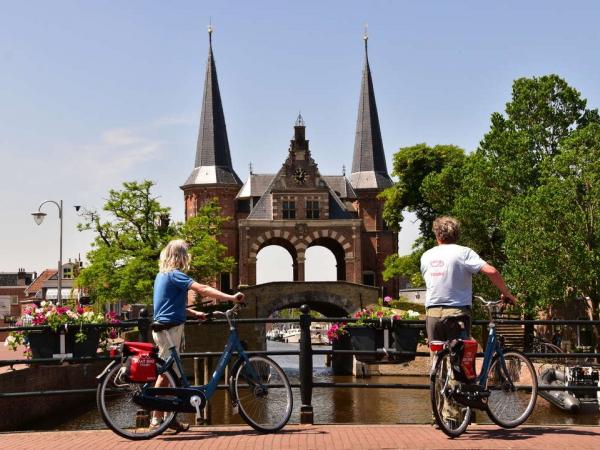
[
  {"xmin": 168, "ymin": 420, "xmax": 190, "ymax": 433},
  {"xmin": 149, "ymin": 417, "xmax": 163, "ymax": 429}
]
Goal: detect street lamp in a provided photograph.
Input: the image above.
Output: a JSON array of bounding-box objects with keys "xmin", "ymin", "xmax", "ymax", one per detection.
[{"xmin": 32, "ymin": 200, "xmax": 63, "ymax": 304}]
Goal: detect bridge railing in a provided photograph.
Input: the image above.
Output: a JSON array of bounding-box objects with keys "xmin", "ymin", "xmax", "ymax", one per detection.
[{"xmin": 2, "ymin": 306, "xmax": 600, "ymax": 426}]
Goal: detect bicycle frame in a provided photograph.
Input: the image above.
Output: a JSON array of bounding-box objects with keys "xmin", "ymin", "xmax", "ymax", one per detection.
[
  {"xmin": 477, "ymin": 323, "xmax": 503, "ymax": 387},
  {"xmin": 157, "ymin": 324, "xmax": 251, "ymax": 400}
]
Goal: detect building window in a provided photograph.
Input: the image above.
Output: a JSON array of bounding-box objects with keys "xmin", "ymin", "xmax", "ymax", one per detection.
[
  {"xmin": 63, "ymin": 266, "xmax": 73, "ymax": 279},
  {"xmin": 11, "ymin": 296, "xmax": 19, "ymax": 305},
  {"xmin": 306, "ymin": 201, "xmax": 320, "ymax": 219},
  {"xmin": 220, "ymin": 272, "xmax": 232, "ymax": 294},
  {"xmin": 282, "ymin": 201, "xmax": 296, "ymax": 219},
  {"xmin": 362, "ymin": 272, "xmax": 376, "ymax": 286}
]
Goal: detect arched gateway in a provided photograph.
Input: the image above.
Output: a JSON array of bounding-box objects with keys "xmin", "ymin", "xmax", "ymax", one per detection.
[{"xmin": 180, "ymin": 29, "xmax": 400, "ymax": 303}]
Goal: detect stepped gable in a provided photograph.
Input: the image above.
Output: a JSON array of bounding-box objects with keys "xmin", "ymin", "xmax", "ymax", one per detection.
[{"xmin": 246, "ymin": 115, "xmax": 353, "ymax": 220}]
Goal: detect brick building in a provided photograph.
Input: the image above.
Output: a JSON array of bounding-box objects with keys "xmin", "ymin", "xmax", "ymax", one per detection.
[
  {"xmin": 181, "ymin": 30, "xmax": 399, "ymax": 296},
  {"xmin": 0, "ymin": 269, "xmax": 36, "ymax": 340}
]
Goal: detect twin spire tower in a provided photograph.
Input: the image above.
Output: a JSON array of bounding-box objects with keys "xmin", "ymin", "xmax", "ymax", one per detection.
[{"xmin": 181, "ymin": 27, "xmax": 398, "ymax": 295}]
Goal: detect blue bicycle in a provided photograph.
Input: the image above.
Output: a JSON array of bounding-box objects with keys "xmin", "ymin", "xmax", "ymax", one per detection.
[
  {"xmin": 97, "ymin": 304, "xmax": 293, "ymax": 440},
  {"xmin": 429, "ymin": 296, "xmax": 538, "ymax": 438}
]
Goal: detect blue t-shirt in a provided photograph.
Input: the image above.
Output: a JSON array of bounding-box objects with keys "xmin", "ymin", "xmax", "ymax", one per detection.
[
  {"xmin": 420, "ymin": 244, "xmax": 486, "ymax": 308},
  {"xmin": 153, "ymin": 270, "xmax": 194, "ymax": 324}
]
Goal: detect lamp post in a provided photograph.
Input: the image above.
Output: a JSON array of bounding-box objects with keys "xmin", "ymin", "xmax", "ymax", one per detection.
[{"xmin": 32, "ymin": 200, "xmax": 63, "ymax": 304}]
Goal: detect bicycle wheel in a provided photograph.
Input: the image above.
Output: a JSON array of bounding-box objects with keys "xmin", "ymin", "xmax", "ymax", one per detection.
[
  {"xmin": 233, "ymin": 355, "xmax": 292, "ymax": 432},
  {"xmin": 430, "ymin": 350, "xmax": 472, "ymax": 438},
  {"xmin": 97, "ymin": 361, "xmax": 178, "ymax": 440},
  {"xmin": 485, "ymin": 350, "xmax": 537, "ymax": 428}
]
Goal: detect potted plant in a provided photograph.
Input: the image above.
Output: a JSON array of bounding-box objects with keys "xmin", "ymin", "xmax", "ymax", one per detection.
[{"xmin": 5, "ymin": 301, "xmax": 120, "ymax": 358}]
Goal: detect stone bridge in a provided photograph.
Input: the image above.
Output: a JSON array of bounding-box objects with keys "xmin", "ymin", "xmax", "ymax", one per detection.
[{"xmin": 240, "ymin": 281, "xmax": 379, "ymax": 318}]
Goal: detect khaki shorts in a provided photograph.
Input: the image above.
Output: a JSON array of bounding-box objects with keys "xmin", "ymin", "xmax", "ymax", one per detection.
[
  {"xmin": 426, "ymin": 306, "xmax": 471, "ymax": 342},
  {"xmin": 152, "ymin": 324, "xmax": 185, "ymax": 375}
]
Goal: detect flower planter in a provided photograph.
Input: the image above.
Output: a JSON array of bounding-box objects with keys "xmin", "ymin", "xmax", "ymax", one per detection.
[
  {"xmin": 390, "ymin": 324, "xmax": 419, "ymax": 364},
  {"xmin": 349, "ymin": 326, "xmax": 384, "ymax": 363},
  {"xmin": 71, "ymin": 327, "xmax": 101, "ymax": 358},
  {"xmin": 27, "ymin": 327, "xmax": 101, "ymax": 359}
]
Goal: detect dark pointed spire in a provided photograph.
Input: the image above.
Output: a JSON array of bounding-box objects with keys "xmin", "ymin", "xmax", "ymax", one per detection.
[
  {"xmin": 350, "ymin": 28, "xmax": 392, "ymax": 190},
  {"xmin": 182, "ymin": 24, "xmax": 241, "ymax": 187}
]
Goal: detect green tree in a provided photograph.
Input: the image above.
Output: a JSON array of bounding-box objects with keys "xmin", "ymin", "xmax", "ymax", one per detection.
[
  {"xmin": 77, "ymin": 180, "xmax": 235, "ymax": 307},
  {"xmin": 379, "ymin": 144, "xmax": 465, "ymax": 284},
  {"xmin": 455, "ymin": 75, "xmax": 599, "ymax": 268},
  {"xmin": 380, "ymin": 143, "xmax": 466, "ymax": 238},
  {"xmin": 177, "ymin": 202, "xmax": 236, "ymax": 284},
  {"xmin": 502, "ymin": 123, "xmax": 600, "ymax": 322}
]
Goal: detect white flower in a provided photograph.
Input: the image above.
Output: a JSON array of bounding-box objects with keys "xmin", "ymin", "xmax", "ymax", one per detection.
[
  {"xmin": 407, "ymin": 310, "xmax": 420, "ymax": 319},
  {"xmin": 5, "ymin": 335, "xmax": 16, "ymax": 345},
  {"xmin": 40, "ymin": 301, "xmax": 47, "ymax": 307}
]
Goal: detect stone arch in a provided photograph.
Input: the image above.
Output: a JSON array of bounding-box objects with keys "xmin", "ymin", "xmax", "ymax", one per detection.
[
  {"xmin": 249, "ymin": 230, "xmax": 305, "ymax": 258},
  {"xmin": 241, "ymin": 281, "xmax": 379, "ymax": 319}
]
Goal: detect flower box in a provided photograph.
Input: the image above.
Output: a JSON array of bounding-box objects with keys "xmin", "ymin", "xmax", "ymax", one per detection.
[
  {"xmin": 349, "ymin": 326, "xmax": 384, "ymax": 363},
  {"xmin": 27, "ymin": 327, "xmax": 101, "ymax": 358},
  {"xmin": 389, "ymin": 324, "xmax": 419, "ymax": 364}
]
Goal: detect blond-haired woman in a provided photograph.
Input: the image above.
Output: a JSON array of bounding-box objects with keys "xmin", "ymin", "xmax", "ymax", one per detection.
[{"xmin": 151, "ymin": 239, "xmax": 244, "ymax": 430}]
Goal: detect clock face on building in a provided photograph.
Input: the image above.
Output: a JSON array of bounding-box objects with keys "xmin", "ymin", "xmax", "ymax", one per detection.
[{"xmin": 294, "ymin": 168, "xmax": 308, "ymax": 184}]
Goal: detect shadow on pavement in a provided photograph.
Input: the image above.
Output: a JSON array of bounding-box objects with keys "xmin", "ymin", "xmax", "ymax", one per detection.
[
  {"xmin": 464, "ymin": 426, "xmax": 600, "ymax": 441},
  {"xmin": 158, "ymin": 427, "xmax": 326, "ymax": 442}
]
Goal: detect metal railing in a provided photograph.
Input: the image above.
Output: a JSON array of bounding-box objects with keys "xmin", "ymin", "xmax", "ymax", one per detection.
[{"xmin": 2, "ymin": 306, "xmax": 600, "ymax": 426}]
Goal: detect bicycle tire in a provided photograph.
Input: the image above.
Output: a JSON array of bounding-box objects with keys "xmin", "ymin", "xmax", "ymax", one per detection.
[
  {"xmin": 430, "ymin": 349, "xmax": 472, "ymax": 438},
  {"xmin": 232, "ymin": 355, "xmax": 292, "ymax": 433},
  {"xmin": 97, "ymin": 361, "xmax": 179, "ymax": 440},
  {"xmin": 485, "ymin": 350, "xmax": 537, "ymax": 428}
]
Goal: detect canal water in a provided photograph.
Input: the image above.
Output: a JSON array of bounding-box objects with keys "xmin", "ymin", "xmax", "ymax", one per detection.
[{"xmin": 31, "ymin": 341, "xmax": 600, "ymax": 430}]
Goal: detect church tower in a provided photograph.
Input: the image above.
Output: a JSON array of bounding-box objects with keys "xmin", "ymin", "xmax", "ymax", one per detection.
[
  {"xmin": 350, "ymin": 32, "xmax": 398, "ymax": 296},
  {"xmin": 181, "ymin": 26, "xmax": 241, "ymax": 292}
]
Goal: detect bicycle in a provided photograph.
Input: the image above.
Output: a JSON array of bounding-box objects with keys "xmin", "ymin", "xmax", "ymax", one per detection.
[
  {"xmin": 429, "ymin": 296, "xmax": 538, "ymax": 438},
  {"xmin": 96, "ymin": 303, "xmax": 293, "ymax": 440}
]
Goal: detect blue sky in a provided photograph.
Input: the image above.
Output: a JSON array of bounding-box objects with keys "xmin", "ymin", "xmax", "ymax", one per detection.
[{"xmin": 1, "ymin": 1, "xmax": 600, "ymax": 279}]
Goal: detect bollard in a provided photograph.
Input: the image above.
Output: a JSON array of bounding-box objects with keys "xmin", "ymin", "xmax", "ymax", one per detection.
[
  {"xmin": 138, "ymin": 308, "xmax": 150, "ymax": 342},
  {"xmin": 299, "ymin": 304, "xmax": 314, "ymax": 424}
]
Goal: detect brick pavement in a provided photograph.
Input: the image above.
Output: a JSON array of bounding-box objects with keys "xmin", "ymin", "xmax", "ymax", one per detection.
[{"xmin": 1, "ymin": 424, "xmax": 599, "ymax": 449}]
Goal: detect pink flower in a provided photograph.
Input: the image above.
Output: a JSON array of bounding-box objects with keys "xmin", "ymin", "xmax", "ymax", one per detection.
[
  {"xmin": 384, "ymin": 296, "xmax": 392, "ymax": 304},
  {"xmin": 76, "ymin": 307, "xmax": 85, "ymax": 315},
  {"xmin": 56, "ymin": 306, "xmax": 69, "ymax": 315}
]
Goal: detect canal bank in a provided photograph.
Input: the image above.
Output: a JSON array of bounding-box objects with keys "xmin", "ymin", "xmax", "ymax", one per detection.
[{"xmin": 0, "ymin": 355, "xmax": 103, "ymax": 431}]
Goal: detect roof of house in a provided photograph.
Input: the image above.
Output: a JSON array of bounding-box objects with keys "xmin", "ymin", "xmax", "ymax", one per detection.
[
  {"xmin": 0, "ymin": 271, "xmax": 35, "ymax": 287},
  {"xmin": 24, "ymin": 269, "xmax": 57, "ymax": 296}
]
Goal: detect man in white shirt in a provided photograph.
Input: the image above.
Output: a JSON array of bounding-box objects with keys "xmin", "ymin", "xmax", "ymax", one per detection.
[{"xmin": 421, "ymin": 216, "xmax": 516, "ymax": 342}]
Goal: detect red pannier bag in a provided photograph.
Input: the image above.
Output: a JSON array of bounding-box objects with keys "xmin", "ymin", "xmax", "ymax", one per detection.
[
  {"xmin": 122, "ymin": 342, "xmax": 159, "ymax": 383},
  {"xmin": 459, "ymin": 339, "xmax": 478, "ymax": 381},
  {"xmin": 449, "ymin": 338, "xmax": 478, "ymax": 382}
]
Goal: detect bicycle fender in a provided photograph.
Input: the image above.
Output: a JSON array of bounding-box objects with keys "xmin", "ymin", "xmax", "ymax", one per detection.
[{"xmin": 96, "ymin": 360, "xmax": 117, "ymax": 382}]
